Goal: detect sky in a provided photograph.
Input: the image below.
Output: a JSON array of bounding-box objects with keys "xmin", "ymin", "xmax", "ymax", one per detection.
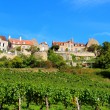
[{"xmin": 0, "ymin": 0, "xmax": 110, "ymax": 46}]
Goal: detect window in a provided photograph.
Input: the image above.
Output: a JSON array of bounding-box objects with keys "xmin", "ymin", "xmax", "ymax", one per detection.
[
  {"xmin": 75, "ymin": 48, "xmax": 77, "ymax": 52},
  {"xmin": 68, "ymin": 44, "xmax": 70, "ymax": 47},
  {"xmin": 61, "ymin": 48, "xmax": 64, "ymax": 51},
  {"xmin": 3, "ymin": 43, "xmax": 4, "ymax": 47}
]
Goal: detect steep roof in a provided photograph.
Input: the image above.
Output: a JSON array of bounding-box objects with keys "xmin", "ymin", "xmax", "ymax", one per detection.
[
  {"xmin": 9, "ymin": 38, "xmax": 33, "ymax": 45},
  {"xmin": 0, "ymin": 36, "xmax": 7, "ymax": 41}
]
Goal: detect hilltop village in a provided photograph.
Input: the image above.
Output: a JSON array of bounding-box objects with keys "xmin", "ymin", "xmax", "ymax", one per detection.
[{"xmin": 0, "ymin": 35, "xmax": 99, "ymax": 67}]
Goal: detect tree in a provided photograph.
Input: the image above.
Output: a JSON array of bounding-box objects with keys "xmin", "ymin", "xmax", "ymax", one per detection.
[
  {"xmin": 51, "ymin": 45, "xmax": 59, "ymax": 51},
  {"xmin": 16, "ymin": 46, "xmax": 21, "ymax": 52},
  {"xmin": 87, "ymin": 44, "xmax": 101, "ymax": 56},
  {"xmin": 48, "ymin": 50, "xmax": 66, "ymax": 68},
  {"xmin": 65, "ymin": 48, "xmax": 68, "ymax": 52},
  {"xmin": 71, "ymin": 54, "xmax": 76, "ymax": 62},
  {"xmin": 26, "ymin": 46, "xmax": 39, "ymax": 55},
  {"xmin": 95, "ymin": 42, "xmax": 110, "ymax": 68}
]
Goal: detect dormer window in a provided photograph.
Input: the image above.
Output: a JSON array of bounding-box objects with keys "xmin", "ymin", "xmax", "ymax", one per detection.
[
  {"xmin": 23, "ymin": 42, "xmax": 25, "ymax": 44},
  {"xmin": 18, "ymin": 42, "xmax": 19, "ymax": 44}
]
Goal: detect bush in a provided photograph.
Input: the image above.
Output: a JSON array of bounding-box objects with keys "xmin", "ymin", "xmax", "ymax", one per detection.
[
  {"xmin": 59, "ymin": 65, "xmax": 76, "ymax": 74},
  {"xmin": 48, "ymin": 50, "xmax": 66, "ymax": 68},
  {"xmin": 11, "ymin": 56, "xmax": 23, "ymax": 68}
]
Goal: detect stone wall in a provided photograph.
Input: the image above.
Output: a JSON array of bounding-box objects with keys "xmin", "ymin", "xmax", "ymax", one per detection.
[{"xmin": 34, "ymin": 52, "xmax": 47, "ymax": 61}]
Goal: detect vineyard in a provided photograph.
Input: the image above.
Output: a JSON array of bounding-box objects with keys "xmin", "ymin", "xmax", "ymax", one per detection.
[{"xmin": 0, "ymin": 68, "xmax": 110, "ymax": 110}]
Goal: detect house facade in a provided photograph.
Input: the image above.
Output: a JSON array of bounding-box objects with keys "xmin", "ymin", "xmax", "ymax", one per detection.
[
  {"xmin": 52, "ymin": 39, "xmax": 85, "ymax": 52},
  {"xmin": 8, "ymin": 36, "xmax": 39, "ymax": 54},
  {"xmin": 52, "ymin": 39, "xmax": 99, "ymax": 66},
  {"xmin": 0, "ymin": 36, "xmax": 8, "ymax": 52},
  {"xmin": 39, "ymin": 42, "xmax": 49, "ymax": 52}
]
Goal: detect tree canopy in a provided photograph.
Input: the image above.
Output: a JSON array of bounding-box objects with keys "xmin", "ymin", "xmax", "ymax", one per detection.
[
  {"xmin": 95, "ymin": 42, "xmax": 110, "ymax": 69},
  {"xmin": 26, "ymin": 46, "xmax": 39, "ymax": 55}
]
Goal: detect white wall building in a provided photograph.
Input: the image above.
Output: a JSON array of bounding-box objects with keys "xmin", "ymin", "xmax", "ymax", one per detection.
[{"xmin": 0, "ymin": 36, "xmax": 8, "ymax": 52}]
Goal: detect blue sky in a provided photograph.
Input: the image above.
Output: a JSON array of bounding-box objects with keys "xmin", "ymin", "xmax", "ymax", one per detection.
[{"xmin": 0, "ymin": 0, "xmax": 110, "ymax": 46}]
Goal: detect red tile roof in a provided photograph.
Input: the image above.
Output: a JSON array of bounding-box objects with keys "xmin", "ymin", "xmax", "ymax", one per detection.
[
  {"xmin": 52, "ymin": 40, "xmax": 74, "ymax": 46},
  {"xmin": 52, "ymin": 41, "xmax": 85, "ymax": 47},
  {"xmin": 0, "ymin": 36, "xmax": 7, "ymax": 41},
  {"xmin": 9, "ymin": 38, "xmax": 33, "ymax": 45}
]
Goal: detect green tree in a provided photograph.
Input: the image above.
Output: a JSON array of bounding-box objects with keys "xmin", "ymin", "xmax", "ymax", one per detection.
[
  {"xmin": 71, "ymin": 54, "xmax": 76, "ymax": 62},
  {"xmin": 26, "ymin": 46, "xmax": 39, "ymax": 55},
  {"xmin": 51, "ymin": 45, "xmax": 59, "ymax": 51},
  {"xmin": 65, "ymin": 48, "xmax": 68, "ymax": 52},
  {"xmin": 48, "ymin": 50, "xmax": 66, "ymax": 68},
  {"xmin": 95, "ymin": 42, "xmax": 110, "ymax": 68},
  {"xmin": 16, "ymin": 46, "xmax": 21, "ymax": 52},
  {"xmin": 87, "ymin": 44, "xmax": 101, "ymax": 56},
  {"xmin": 11, "ymin": 56, "xmax": 23, "ymax": 68}
]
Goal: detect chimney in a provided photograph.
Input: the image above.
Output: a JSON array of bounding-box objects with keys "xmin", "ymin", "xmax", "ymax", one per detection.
[
  {"xmin": 8, "ymin": 35, "xmax": 11, "ymax": 39},
  {"xmin": 20, "ymin": 36, "xmax": 22, "ymax": 41}
]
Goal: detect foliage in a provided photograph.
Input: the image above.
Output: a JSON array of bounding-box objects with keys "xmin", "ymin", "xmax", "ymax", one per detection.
[
  {"xmin": 0, "ymin": 69, "xmax": 110, "ymax": 109},
  {"xmin": 48, "ymin": 50, "xmax": 66, "ymax": 68},
  {"xmin": 0, "ymin": 50, "xmax": 3, "ymax": 53},
  {"xmin": 26, "ymin": 46, "xmax": 39, "ymax": 55},
  {"xmin": 16, "ymin": 46, "xmax": 21, "ymax": 51},
  {"xmin": 95, "ymin": 42, "xmax": 110, "ymax": 69},
  {"xmin": 51, "ymin": 45, "xmax": 59, "ymax": 51},
  {"xmin": 0, "ymin": 56, "xmax": 7, "ymax": 61},
  {"xmin": 87, "ymin": 44, "xmax": 99, "ymax": 52},
  {"xmin": 71, "ymin": 54, "xmax": 76, "ymax": 62},
  {"xmin": 11, "ymin": 56, "xmax": 23, "ymax": 68},
  {"xmin": 65, "ymin": 48, "xmax": 68, "ymax": 52}
]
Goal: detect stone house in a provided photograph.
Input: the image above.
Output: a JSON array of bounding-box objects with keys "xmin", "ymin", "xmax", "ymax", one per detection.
[
  {"xmin": 39, "ymin": 42, "xmax": 49, "ymax": 52},
  {"xmin": 0, "ymin": 36, "xmax": 8, "ymax": 52},
  {"xmin": 52, "ymin": 39, "xmax": 85, "ymax": 52},
  {"xmin": 8, "ymin": 36, "xmax": 38, "ymax": 55}
]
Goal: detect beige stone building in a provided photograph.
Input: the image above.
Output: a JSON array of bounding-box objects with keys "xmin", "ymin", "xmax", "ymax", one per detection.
[
  {"xmin": 8, "ymin": 36, "xmax": 38, "ymax": 55},
  {"xmin": 52, "ymin": 39, "xmax": 85, "ymax": 52},
  {"xmin": 52, "ymin": 39, "xmax": 99, "ymax": 66},
  {"xmin": 39, "ymin": 42, "xmax": 49, "ymax": 52},
  {"xmin": 0, "ymin": 36, "xmax": 8, "ymax": 52}
]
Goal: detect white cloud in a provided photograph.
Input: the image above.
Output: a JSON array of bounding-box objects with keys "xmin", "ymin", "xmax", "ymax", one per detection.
[
  {"xmin": 92, "ymin": 32, "xmax": 110, "ymax": 36},
  {"xmin": 64, "ymin": 0, "xmax": 110, "ymax": 8}
]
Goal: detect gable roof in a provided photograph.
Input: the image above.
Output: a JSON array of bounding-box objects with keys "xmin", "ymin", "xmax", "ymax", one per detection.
[
  {"xmin": 9, "ymin": 38, "xmax": 33, "ymax": 45},
  {"xmin": 0, "ymin": 36, "xmax": 7, "ymax": 41},
  {"xmin": 52, "ymin": 40, "xmax": 74, "ymax": 46}
]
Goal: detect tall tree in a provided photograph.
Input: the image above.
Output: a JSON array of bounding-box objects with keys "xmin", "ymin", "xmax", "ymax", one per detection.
[{"xmin": 95, "ymin": 42, "xmax": 110, "ymax": 68}]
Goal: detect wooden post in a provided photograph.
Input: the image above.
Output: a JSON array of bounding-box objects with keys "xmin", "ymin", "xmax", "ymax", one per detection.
[
  {"xmin": 76, "ymin": 97, "xmax": 80, "ymax": 110},
  {"xmin": 18, "ymin": 97, "xmax": 21, "ymax": 110},
  {"xmin": 46, "ymin": 96, "xmax": 49, "ymax": 110}
]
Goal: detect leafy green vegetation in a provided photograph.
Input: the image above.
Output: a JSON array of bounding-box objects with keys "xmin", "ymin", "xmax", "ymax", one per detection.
[
  {"xmin": 0, "ymin": 68, "xmax": 110, "ymax": 110},
  {"xmin": 95, "ymin": 42, "xmax": 110, "ymax": 69}
]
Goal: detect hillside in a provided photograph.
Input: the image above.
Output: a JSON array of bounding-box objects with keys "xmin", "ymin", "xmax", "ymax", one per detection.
[{"xmin": 0, "ymin": 68, "xmax": 110, "ymax": 110}]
